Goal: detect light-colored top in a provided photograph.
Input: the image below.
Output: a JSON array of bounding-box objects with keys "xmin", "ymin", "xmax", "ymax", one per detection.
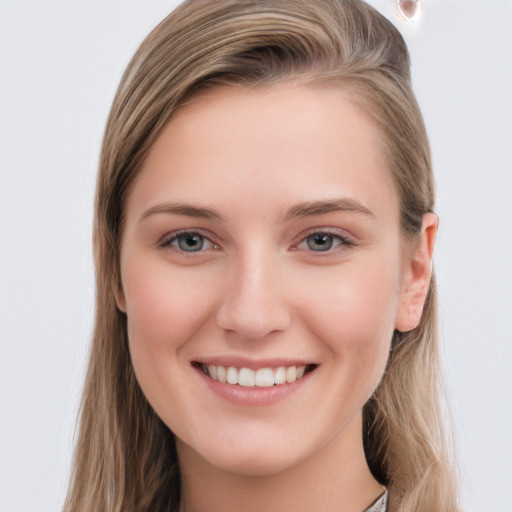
[{"xmin": 363, "ymin": 490, "xmax": 387, "ymax": 512}]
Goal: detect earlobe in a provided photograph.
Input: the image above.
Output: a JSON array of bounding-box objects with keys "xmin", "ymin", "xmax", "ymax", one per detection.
[
  {"xmin": 113, "ymin": 278, "xmax": 127, "ymax": 313},
  {"xmin": 395, "ymin": 212, "xmax": 438, "ymax": 332}
]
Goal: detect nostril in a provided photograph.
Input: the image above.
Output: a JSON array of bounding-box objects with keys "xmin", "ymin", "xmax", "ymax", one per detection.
[
  {"xmin": 215, "ymin": 300, "xmax": 291, "ymax": 341},
  {"xmin": 214, "ymin": 257, "xmax": 291, "ymax": 340}
]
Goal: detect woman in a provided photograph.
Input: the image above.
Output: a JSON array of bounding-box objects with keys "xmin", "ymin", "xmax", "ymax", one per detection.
[{"xmin": 64, "ymin": 1, "xmax": 460, "ymax": 511}]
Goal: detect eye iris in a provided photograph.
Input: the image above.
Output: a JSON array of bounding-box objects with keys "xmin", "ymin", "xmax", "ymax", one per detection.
[
  {"xmin": 307, "ymin": 233, "xmax": 333, "ymax": 251},
  {"xmin": 178, "ymin": 233, "xmax": 204, "ymax": 251}
]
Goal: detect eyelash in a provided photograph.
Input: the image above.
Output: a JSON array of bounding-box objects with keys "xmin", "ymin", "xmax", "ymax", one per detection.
[
  {"xmin": 159, "ymin": 229, "xmax": 354, "ymax": 255},
  {"xmin": 294, "ymin": 230, "xmax": 354, "ymax": 254},
  {"xmin": 159, "ymin": 230, "xmax": 219, "ymax": 253}
]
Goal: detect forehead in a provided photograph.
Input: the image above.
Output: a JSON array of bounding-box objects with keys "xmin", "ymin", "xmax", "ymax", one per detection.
[{"xmin": 126, "ymin": 84, "xmax": 399, "ymax": 223}]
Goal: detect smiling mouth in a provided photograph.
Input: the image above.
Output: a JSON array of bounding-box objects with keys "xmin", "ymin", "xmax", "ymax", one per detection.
[{"xmin": 195, "ymin": 363, "xmax": 316, "ymax": 388}]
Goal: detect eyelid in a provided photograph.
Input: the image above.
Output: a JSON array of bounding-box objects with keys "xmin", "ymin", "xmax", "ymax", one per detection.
[
  {"xmin": 157, "ymin": 227, "xmax": 355, "ymax": 253},
  {"xmin": 158, "ymin": 229, "xmax": 219, "ymax": 252},
  {"xmin": 293, "ymin": 228, "xmax": 355, "ymax": 252}
]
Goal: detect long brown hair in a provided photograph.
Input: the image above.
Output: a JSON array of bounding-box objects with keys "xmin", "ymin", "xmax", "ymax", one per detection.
[{"xmin": 64, "ymin": 1, "xmax": 459, "ymax": 510}]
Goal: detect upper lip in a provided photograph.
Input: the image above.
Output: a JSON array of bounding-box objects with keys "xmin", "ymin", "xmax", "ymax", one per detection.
[{"xmin": 192, "ymin": 356, "xmax": 316, "ymax": 370}]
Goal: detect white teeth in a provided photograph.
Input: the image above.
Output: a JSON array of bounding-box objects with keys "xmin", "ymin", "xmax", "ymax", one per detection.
[
  {"xmin": 255, "ymin": 368, "xmax": 274, "ymax": 387},
  {"xmin": 201, "ymin": 364, "xmax": 308, "ymax": 387},
  {"xmin": 207, "ymin": 365, "xmax": 217, "ymax": 380},
  {"xmin": 238, "ymin": 368, "xmax": 255, "ymax": 387},
  {"xmin": 286, "ymin": 366, "xmax": 297, "ymax": 383},
  {"xmin": 217, "ymin": 365, "xmax": 226, "ymax": 383},
  {"xmin": 226, "ymin": 366, "xmax": 238, "ymax": 384},
  {"xmin": 274, "ymin": 366, "xmax": 286, "ymax": 385}
]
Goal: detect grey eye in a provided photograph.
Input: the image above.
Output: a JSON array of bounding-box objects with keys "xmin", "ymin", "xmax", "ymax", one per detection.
[
  {"xmin": 176, "ymin": 233, "xmax": 206, "ymax": 252},
  {"xmin": 306, "ymin": 233, "xmax": 334, "ymax": 251}
]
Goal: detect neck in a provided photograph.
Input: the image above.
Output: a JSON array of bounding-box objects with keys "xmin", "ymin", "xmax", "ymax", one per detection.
[{"xmin": 177, "ymin": 413, "xmax": 385, "ymax": 512}]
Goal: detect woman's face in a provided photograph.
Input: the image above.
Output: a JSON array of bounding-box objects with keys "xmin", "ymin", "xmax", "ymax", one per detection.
[{"xmin": 118, "ymin": 85, "xmax": 424, "ymax": 476}]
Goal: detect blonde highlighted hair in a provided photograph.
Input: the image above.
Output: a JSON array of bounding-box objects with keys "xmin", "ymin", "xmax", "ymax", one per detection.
[{"xmin": 65, "ymin": 1, "xmax": 460, "ymax": 511}]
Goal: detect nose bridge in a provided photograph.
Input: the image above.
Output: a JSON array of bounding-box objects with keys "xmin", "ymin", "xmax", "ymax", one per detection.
[{"xmin": 215, "ymin": 243, "xmax": 290, "ymax": 340}]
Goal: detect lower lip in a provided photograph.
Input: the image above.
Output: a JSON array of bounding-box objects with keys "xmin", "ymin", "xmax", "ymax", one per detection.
[{"xmin": 194, "ymin": 366, "xmax": 314, "ymax": 406}]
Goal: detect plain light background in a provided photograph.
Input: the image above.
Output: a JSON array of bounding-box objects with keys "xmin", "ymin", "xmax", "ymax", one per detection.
[{"xmin": 1, "ymin": 1, "xmax": 511, "ymax": 511}]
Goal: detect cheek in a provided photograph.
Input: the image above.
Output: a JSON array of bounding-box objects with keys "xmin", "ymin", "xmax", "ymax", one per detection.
[
  {"xmin": 121, "ymin": 258, "xmax": 217, "ymax": 369},
  {"xmin": 121, "ymin": 258, "xmax": 223, "ymax": 429},
  {"xmin": 296, "ymin": 255, "xmax": 401, "ymax": 376}
]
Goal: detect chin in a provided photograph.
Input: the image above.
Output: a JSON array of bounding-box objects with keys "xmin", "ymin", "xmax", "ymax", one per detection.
[
  {"xmin": 177, "ymin": 433, "xmax": 314, "ymax": 478},
  {"xmin": 209, "ymin": 450, "xmax": 304, "ymax": 477}
]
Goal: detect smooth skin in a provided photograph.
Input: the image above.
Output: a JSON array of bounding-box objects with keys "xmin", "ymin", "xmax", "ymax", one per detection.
[{"xmin": 117, "ymin": 85, "xmax": 437, "ymax": 512}]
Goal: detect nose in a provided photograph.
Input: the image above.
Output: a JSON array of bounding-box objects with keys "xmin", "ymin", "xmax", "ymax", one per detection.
[{"xmin": 215, "ymin": 251, "xmax": 291, "ymax": 341}]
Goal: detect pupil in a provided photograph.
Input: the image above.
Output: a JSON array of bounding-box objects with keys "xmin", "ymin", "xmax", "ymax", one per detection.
[
  {"xmin": 178, "ymin": 234, "xmax": 203, "ymax": 251},
  {"xmin": 307, "ymin": 234, "xmax": 333, "ymax": 251}
]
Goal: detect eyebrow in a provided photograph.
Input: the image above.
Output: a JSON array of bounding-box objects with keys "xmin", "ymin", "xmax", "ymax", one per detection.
[
  {"xmin": 284, "ymin": 198, "xmax": 375, "ymax": 221},
  {"xmin": 139, "ymin": 197, "xmax": 375, "ymax": 224},
  {"xmin": 140, "ymin": 203, "xmax": 225, "ymax": 222}
]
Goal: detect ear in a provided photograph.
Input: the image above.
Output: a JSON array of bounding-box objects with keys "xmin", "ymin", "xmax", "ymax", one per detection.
[
  {"xmin": 395, "ymin": 212, "xmax": 438, "ymax": 332},
  {"xmin": 112, "ymin": 274, "xmax": 127, "ymax": 313}
]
